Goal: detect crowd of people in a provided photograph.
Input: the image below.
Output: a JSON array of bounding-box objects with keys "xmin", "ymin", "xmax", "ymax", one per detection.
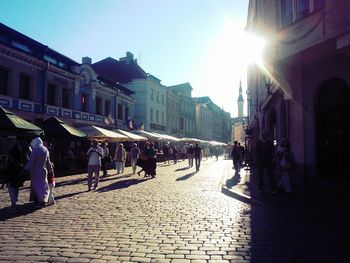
[
  {"xmin": 230, "ymin": 131, "xmax": 297, "ymax": 195},
  {"xmin": 0, "ymin": 132, "xmax": 297, "ymax": 212}
]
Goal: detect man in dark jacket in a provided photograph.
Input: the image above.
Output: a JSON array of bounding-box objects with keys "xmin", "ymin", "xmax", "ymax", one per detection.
[{"xmin": 255, "ymin": 131, "xmax": 276, "ymax": 194}]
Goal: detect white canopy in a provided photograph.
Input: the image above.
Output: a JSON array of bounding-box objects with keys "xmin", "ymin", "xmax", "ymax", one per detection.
[
  {"xmin": 152, "ymin": 132, "xmax": 180, "ymax": 142},
  {"xmin": 132, "ymin": 130, "xmax": 162, "ymax": 140},
  {"xmin": 179, "ymin": 137, "xmax": 204, "ymax": 143},
  {"xmin": 78, "ymin": 125, "xmax": 129, "ymax": 142},
  {"xmin": 113, "ymin": 129, "xmax": 148, "ymax": 141}
]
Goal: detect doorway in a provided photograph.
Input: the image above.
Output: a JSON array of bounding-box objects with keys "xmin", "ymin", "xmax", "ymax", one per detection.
[{"xmin": 316, "ymin": 78, "xmax": 350, "ymax": 177}]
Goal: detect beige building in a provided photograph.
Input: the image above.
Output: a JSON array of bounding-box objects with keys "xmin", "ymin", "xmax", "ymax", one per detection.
[
  {"xmin": 166, "ymin": 88, "xmax": 180, "ymax": 137},
  {"xmin": 195, "ymin": 103, "xmax": 213, "ymax": 140}
]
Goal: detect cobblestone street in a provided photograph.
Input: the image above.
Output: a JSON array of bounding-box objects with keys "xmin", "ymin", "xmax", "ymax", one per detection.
[{"xmin": 0, "ymin": 157, "xmax": 349, "ymax": 262}]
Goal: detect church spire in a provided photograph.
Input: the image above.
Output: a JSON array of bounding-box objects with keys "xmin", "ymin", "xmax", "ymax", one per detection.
[{"xmin": 237, "ymin": 80, "xmax": 244, "ymax": 117}]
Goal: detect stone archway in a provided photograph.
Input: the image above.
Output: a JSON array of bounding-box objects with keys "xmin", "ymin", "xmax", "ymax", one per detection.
[{"xmin": 316, "ymin": 78, "xmax": 350, "ymax": 177}]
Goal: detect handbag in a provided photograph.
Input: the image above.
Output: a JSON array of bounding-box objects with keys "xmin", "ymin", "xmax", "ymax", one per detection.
[{"xmin": 139, "ymin": 152, "xmax": 148, "ymax": 161}]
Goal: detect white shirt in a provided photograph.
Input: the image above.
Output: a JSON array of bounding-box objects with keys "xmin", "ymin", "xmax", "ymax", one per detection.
[{"xmin": 87, "ymin": 146, "xmax": 103, "ymax": 166}]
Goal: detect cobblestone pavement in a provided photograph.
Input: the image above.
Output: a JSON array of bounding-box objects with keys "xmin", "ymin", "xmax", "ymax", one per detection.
[{"xmin": 1, "ymin": 157, "xmax": 349, "ymax": 262}]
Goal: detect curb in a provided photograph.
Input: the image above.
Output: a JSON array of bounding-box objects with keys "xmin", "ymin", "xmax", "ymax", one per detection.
[{"xmin": 220, "ymin": 164, "xmax": 263, "ymax": 206}]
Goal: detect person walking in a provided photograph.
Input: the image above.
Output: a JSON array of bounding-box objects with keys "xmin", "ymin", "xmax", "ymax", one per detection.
[
  {"xmin": 187, "ymin": 144, "xmax": 194, "ymax": 167},
  {"xmin": 47, "ymin": 164, "xmax": 56, "ymax": 205},
  {"xmin": 4, "ymin": 146, "xmax": 26, "ymax": 211},
  {"xmin": 86, "ymin": 140, "xmax": 103, "ymax": 191},
  {"xmin": 129, "ymin": 143, "xmax": 140, "ymax": 175},
  {"xmin": 24, "ymin": 137, "xmax": 54, "ymax": 207},
  {"xmin": 231, "ymin": 141, "xmax": 242, "ymax": 174},
  {"xmin": 194, "ymin": 143, "xmax": 202, "ymax": 172},
  {"xmin": 100, "ymin": 142, "xmax": 110, "ymax": 177},
  {"xmin": 114, "ymin": 143, "xmax": 126, "ymax": 174},
  {"xmin": 276, "ymin": 139, "xmax": 296, "ymax": 194},
  {"xmin": 255, "ymin": 131, "xmax": 276, "ymax": 194},
  {"xmin": 162, "ymin": 143, "xmax": 170, "ymax": 165},
  {"xmin": 145, "ymin": 142, "xmax": 157, "ymax": 178},
  {"xmin": 137, "ymin": 142, "xmax": 149, "ymax": 177},
  {"xmin": 172, "ymin": 146, "xmax": 179, "ymax": 164}
]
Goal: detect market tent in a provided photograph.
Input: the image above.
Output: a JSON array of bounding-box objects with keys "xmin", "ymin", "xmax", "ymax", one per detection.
[
  {"xmin": 179, "ymin": 137, "xmax": 204, "ymax": 143},
  {"xmin": 0, "ymin": 106, "xmax": 43, "ymax": 136},
  {"xmin": 78, "ymin": 125, "xmax": 128, "ymax": 142},
  {"xmin": 113, "ymin": 129, "xmax": 148, "ymax": 141},
  {"xmin": 152, "ymin": 132, "xmax": 180, "ymax": 142},
  {"xmin": 41, "ymin": 116, "xmax": 87, "ymax": 138},
  {"xmin": 132, "ymin": 130, "xmax": 161, "ymax": 140}
]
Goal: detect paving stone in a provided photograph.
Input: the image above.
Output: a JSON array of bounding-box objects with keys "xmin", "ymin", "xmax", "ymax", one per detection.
[{"xmin": 1, "ymin": 159, "xmax": 348, "ymax": 262}]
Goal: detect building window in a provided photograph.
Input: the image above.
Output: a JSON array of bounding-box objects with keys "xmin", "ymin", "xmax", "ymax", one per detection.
[
  {"xmin": 81, "ymin": 93, "xmax": 88, "ymax": 112},
  {"xmin": 180, "ymin": 117, "xmax": 184, "ymax": 130},
  {"xmin": 156, "ymin": 110, "xmax": 159, "ymax": 122},
  {"xmin": 162, "ymin": 94, "xmax": 164, "ymax": 105},
  {"xmin": 296, "ymin": 0, "xmax": 310, "ymax": 20},
  {"xmin": 62, "ymin": 88, "xmax": 70, "ymax": 108},
  {"xmin": 156, "ymin": 92, "xmax": 159, "ymax": 103},
  {"xmin": 150, "ymin": 108, "xmax": 153, "ymax": 121},
  {"xmin": 280, "ymin": 0, "xmax": 293, "ymax": 27},
  {"xmin": 104, "ymin": 100, "xmax": 111, "ymax": 117},
  {"xmin": 162, "ymin": 112, "xmax": 164, "ymax": 123},
  {"xmin": 19, "ymin": 74, "xmax": 31, "ymax": 100},
  {"xmin": 118, "ymin": 103, "xmax": 123, "ymax": 119},
  {"xmin": 279, "ymin": 0, "xmax": 323, "ymax": 28},
  {"xmin": 96, "ymin": 97, "xmax": 102, "ymax": 115},
  {"xmin": 47, "ymin": 84, "xmax": 57, "ymax": 106},
  {"xmin": 151, "ymin": 89, "xmax": 154, "ymax": 100},
  {"xmin": 0, "ymin": 68, "xmax": 9, "ymax": 95}
]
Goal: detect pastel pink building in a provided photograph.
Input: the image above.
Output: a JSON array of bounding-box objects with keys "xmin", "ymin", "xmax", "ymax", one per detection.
[{"xmin": 246, "ymin": 0, "xmax": 350, "ymax": 183}]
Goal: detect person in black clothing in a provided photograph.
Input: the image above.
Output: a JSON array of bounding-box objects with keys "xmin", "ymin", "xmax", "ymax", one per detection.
[
  {"xmin": 255, "ymin": 131, "xmax": 276, "ymax": 194},
  {"xmin": 194, "ymin": 143, "xmax": 202, "ymax": 172},
  {"xmin": 162, "ymin": 143, "xmax": 170, "ymax": 164},
  {"xmin": 4, "ymin": 146, "xmax": 26, "ymax": 210}
]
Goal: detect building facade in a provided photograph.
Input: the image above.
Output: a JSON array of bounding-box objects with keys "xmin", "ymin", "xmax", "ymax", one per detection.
[
  {"xmin": 0, "ymin": 23, "xmax": 135, "ymax": 131},
  {"xmin": 194, "ymin": 96, "xmax": 232, "ymax": 143},
  {"xmin": 168, "ymin": 83, "xmax": 196, "ymax": 138},
  {"xmin": 195, "ymin": 103, "xmax": 213, "ymax": 141},
  {"xmin": 246, "ymin": 0, "xmax": 350, "ymax": 181},
  {"xmin": 166, "ymin": 88, "xmax": 180, "ymax": 137}
]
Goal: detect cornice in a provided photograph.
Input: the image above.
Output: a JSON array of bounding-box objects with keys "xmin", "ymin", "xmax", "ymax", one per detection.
[{"xmin": 0, "ymin": 44, "xmax": 76, "ymax": 81}]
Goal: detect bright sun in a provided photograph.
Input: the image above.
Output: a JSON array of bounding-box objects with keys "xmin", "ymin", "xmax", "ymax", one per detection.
[{"xmin": 195, "ymin": 21, "xmax": 266, "ymax": 116}]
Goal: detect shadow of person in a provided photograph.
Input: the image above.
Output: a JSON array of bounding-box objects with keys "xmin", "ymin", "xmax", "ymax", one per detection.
[
  {"xmin": 226, "ymin": 172, "xmax": 242, "ymax": 188},
  {"xmin": 176, "ymin": 172, "xmax": 196, "ymax": 181},
  {"xmin": 96, "ymin": 178, "xmax": 149, "ymax": 192},
  {"xmin": 0, "ymin": 203, "xmax": 36, "ymax": 221},
  {"xmin": 175, "ymin": 167, "xmax": 191, "ymax": 172}
]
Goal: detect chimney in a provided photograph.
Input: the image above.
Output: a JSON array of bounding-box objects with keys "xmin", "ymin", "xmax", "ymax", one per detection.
[
  {"xmin": 119, "ymin": 52, "xmax": 134, "ymax": 64},
  {"xmin": 82, "ymin": 57, "xmax": 92, "ymax": 64}
]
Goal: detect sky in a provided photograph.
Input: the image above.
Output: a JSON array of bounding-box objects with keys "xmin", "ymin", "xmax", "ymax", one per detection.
[{"xmin": 0, "ymin": 0, "xmax": 250, "ymax": 117}]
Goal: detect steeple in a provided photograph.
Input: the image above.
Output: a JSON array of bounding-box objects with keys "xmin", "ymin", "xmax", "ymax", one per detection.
[{"xmin": 237, "ymin": 80, "xmax": 244, "ymax": 118}]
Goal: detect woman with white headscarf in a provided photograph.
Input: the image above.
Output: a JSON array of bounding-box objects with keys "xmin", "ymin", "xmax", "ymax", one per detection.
[{"xmin": 24, "ymin": 137, "xmax": 53, "ymax": 207}]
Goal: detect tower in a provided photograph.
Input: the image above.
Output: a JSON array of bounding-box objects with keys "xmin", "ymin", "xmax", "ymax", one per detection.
[{"xmin": 237, "ymin": 80, "xmax": 244, "ymax": 117}]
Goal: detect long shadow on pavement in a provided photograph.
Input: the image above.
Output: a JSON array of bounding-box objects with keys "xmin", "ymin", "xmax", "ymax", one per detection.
[
  {"xmin": 175, "ymin": 167, "xmax": 191, "ymax": 172},
  {"xmin": 225, "ymin": 172, "xmax": 241, "ymax": 188},
  {"xmin": 96, "ymin": 177, "xmax": 150, "ymax": 192},
  {"xmin": 0, "ymin": 203, "xmax": 36, "ymax": 221},
  {"xmin": 176, "ymin": 172, "xmax": 197, "ymax": 181}
]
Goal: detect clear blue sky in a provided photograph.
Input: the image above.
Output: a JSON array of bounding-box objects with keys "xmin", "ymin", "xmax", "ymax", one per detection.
[{"xmin": 0, "ymin": 0, "xmax": 250, "ymax": 117}]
